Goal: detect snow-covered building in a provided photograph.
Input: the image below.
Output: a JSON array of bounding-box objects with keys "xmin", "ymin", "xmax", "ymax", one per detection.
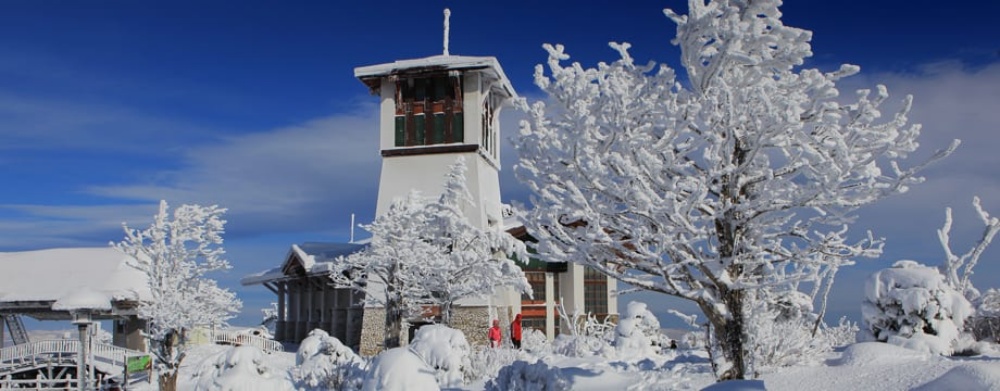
[
  {"xmin": 241, "ymin": 243, "xmax": 367, "ymax": 351},
  {"xmin": 0, "ymin": 247, "xmax": 149, "ymax": 351},
  {"xmin": 242, "ymin": 18, "xmax": 616, "ymax": 354}
]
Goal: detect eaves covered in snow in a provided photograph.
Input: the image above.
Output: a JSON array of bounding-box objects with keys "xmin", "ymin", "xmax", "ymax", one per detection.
[
  {"xmin": 354, "ymin": 54, "xmax": 516, "ymax": 100},
  {"xmin": 241, "ymin": 242, "xmax": 368, "ymax": 286}
]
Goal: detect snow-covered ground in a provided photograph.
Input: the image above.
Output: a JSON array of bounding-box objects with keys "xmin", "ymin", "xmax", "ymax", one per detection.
[{"xmin": 149, "ymin": 336, "xmax": 1000, "ymax": 390}]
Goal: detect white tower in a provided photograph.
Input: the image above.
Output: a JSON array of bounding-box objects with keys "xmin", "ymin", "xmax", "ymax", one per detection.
[
  {"xmin": 353, "ymin": 13, "xmax": 521, "ymax": 350},
  {"xmin": 354, "ymin": 40, "xmax": 516, "ymax": 231}
]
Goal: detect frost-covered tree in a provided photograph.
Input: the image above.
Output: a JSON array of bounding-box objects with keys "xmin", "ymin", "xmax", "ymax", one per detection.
[
  {"xmin": 513, "ymin": 0, "xmax": 956, "ymax": 380},
  {"xmin": 333, "ymin": 159, "xmax": 530, "ymax": 348},
  {"xmin": 332, "ymin": 191, "xmax": 441, "ymax": 350},
  {"xmin": 113, "ymin": 200, "xmax": 241, "ymax": 391},
  {"xmin": 421, "ymin": 158, "xmax": 531, "ymax": 324}
]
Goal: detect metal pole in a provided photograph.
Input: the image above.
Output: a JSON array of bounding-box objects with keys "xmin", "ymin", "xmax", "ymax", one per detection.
[{"xmin": 77, "ymin": 322, "xmax": 88, "ymax": 391}]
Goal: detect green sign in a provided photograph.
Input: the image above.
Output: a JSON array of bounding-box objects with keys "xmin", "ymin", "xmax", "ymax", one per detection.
[{"xmin": 126, "ymin": 355, "xmax": 151, "ymax": 374}]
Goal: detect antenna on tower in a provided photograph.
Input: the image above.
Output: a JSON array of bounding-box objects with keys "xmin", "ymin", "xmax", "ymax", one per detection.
[
  {"xmin": 443, "ymin": 8, "xmax": 451, "ymax": 56},
  {"xmin": 349, "ymin": 213, "xmax": 356, "ymax": 243}
]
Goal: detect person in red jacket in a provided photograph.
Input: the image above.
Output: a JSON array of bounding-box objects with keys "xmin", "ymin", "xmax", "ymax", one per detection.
[
  {"xmin": 488, "ymin": 319, "xmax": 501, "ymax": 348},
  {"xmin": 511, "ymin": 313, "xmax": 523, "ymax": 349}
]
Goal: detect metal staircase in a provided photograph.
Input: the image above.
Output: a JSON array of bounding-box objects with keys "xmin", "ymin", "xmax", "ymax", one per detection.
[{"xmin": 2, "ymin": 315, "xmax": 30, "ymax": 345}]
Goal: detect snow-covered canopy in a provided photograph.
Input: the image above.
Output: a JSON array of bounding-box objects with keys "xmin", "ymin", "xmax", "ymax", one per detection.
[
  {"xmin": 0, "ymin": 247, "xmax": 150, "ymax": 309},
  {"xmin": 241, "ymin": 242, "xmax": 368, "ymax": 286}
]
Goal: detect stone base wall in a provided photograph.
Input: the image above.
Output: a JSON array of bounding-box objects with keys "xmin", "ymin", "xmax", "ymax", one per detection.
[
  {"xmin": 357, "ymin": 305, "xmax": 516, "ymax": 356},
  {"xmin": 451, "ymin": 306, "xmax": 493, "ymax": 348},
  {"xmin": 359, "ymin": 307, "xmax": 385, "ymax": 357}
]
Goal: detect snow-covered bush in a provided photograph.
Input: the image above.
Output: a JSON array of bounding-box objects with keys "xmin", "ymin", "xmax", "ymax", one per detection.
[
  {"xmin": 679, "ymin": 331, "xmax": 706, "ymax": 350},
  {"xmin": 362, "ymin": 347, "xmax": 439, "ymax": 391},
  {"xmin": 970, "ymin": 289, "xmax": 1000, "ymax": 342},
  {"xmin": 822, "ymin": 317, "xmax": 860, "ymax": 348},
  {"xmin": 521, "ymin": 328, "xmax": 550, "ymax": 355},
  {"xmin": 550, "ymin": 302, "xmax": 615, "ymax": 357},
  {"xmin": 294, "ymin": 329, "xmax": 366, "ymax": 391},
  {"xmin": 407, "ymin": 324, "xmax": 470, "ymax": 388},
  {"xmin": 465, "ymin": 347, "xmax": 523, "ymax": 384},
  {"xmin": 484, "ymin": 359, "xmax": 570, "ymax": 391},
  {"xmin": 746, "ymin": 290, "xmax": 850, "ymax": 369},
  {"xmin": 614, "ymin": 301, "xmax": 667, "ymax": 357},
  {"xmin": 862, "ymin": 260, "xmax": 974, "ymax": 355},
  {"xmin": 192, "ymin": 346, "xmax": 295, "ymax": 391},
  {"xmin": 551, "ymin": 333, "xmax": 612, "ymax": 358}
]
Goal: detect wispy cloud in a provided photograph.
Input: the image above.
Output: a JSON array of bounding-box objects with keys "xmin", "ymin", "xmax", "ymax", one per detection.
[{"xmin": 80, "ymin": 109, "xmax": 383, "ymax": 237}]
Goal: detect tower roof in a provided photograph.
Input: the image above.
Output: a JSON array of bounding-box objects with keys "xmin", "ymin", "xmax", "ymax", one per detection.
[{"xmin": 354, "ymin": 54, "xmax": 517, "ymax": 100}]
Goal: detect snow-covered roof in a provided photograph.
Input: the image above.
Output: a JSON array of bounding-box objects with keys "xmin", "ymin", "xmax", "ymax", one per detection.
[
  {"xmin": 52, "ymin": 286, "xmax": 113, "ymax": 311},
  {"xmin": 0, "ymin": 247, "xmax": 150, "ymax": 304},
  {"xmin": 354, "ymin": 54, "xmax": 516, "ymax": 99},
  {"xmin": 241, "ymin": 242, "xmax": 368, "ymax": 286}
]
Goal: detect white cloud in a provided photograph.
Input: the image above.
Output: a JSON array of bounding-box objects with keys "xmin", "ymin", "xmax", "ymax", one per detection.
[
  {"xmin": 80, "ymin": 109, "xmax": 383, "ymax": 237},
  {"xmin": 0, "ymin": 92, "xmax": 215, "ymax": 154}
]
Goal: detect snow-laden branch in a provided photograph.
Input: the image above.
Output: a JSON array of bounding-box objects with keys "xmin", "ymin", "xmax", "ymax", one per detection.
[{"xmin": 938, "ymin": 197, "xmax": 1000, "ymax": 300}]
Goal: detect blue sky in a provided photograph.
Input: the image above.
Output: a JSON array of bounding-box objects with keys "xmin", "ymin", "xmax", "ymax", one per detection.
[{"xmin": 1, "ymin": 0, "xmax": 997, "ymax": 329}]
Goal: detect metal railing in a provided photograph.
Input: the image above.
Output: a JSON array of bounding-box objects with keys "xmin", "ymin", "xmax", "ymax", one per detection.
[
  {"xmin": 0, "ymin": 339, "xmax": 147, "ymax": 372},
  {"xmin": 210, "ymin": 330, "xmax": 285, "ymax": 353},
  {"xmin": 0, "ymin": 376, "xmax": 80, "ymax": 390}
]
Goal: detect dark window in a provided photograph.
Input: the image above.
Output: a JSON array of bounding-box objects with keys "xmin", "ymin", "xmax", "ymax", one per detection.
[
  {"xmin": 584, "ymin": 267, "xmax": 608, "ymax": 315},
  {"xmin": 522, "ymin": 272, "xmax": 546, "ymax": 302},
  {"xmin": 394, "ymin": 75, "xmax": 463, "ymax": 147}
]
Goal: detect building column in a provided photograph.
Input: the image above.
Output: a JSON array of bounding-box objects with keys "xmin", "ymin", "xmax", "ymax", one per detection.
[
  {"xmin": 319, "ymin": 283, "xmax": 327, "ymax": 334},
  {"xmin": 296, "ymin": 281, "xmax": 306, "ymax": 341},
  {"xmin": 290, "ymin": 281, "xmax": 301, "ymax": 341},
  {"xmin": 306, "ymin": 280, "xmax": 315, "ymax": 334},
  {"xmin": 544, "ymin": 272, "xmax": 555, "ymax": 341},
  {"xmin": 558, "ymin": 263, "xmax": 585, "ymax": 334},
  {"xmin": 606, "ymin": 274, "xmax": 618, "ymax": 318},
  {"xmin": 276, "ymin": 283, "xmax": 286, "ymax": 341}
]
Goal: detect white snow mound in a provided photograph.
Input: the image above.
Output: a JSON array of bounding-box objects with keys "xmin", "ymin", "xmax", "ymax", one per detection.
[
  {"xmin": 362, "ymin": 347, "xmax": 439, "ymax": 391},
  {"xmin": 193, "ymin": 345, "xmax": 295, "ymax": 391},
  {"xmin": 912, "ymin": 362, "xmax": 1000, "ymax": 391},
  {"xmin": 700, "ymin": 379, "xmax": 766, "ymax": 390},
  {"xmin": 407, "ymin": 324, "xmax": 470, "ymax": 388},
  {"xmin": 833, "ymin": 342, "xmax": 932, "ymax": 367}
]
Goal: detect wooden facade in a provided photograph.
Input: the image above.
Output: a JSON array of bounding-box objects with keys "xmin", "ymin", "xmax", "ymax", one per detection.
[{"xmin": 242, "ymin": 242, "xmax": 368, "ymax": 350}]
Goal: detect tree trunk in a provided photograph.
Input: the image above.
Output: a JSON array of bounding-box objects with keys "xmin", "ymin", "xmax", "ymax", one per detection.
[
  {"xmin": 157, "ymin": 330, "xmax": 180, "ymax": 391},
  {"xmin": 700, "ymin": 288, "xmax": 751, "ymax": 380},
  {"xmin": 384, "ymin": 269, "xmax": 403, "ymax": 349},
  {"xmin": 715, "ymin": 289, "xmax": 749, "ymax": 380},
  {"xmin": 441, "ymin": 301, "xmax": 453, "ymax": 326},
  {"xmin": 158, "ymin": 370, "xmax": 179, "ymax": 391}
]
